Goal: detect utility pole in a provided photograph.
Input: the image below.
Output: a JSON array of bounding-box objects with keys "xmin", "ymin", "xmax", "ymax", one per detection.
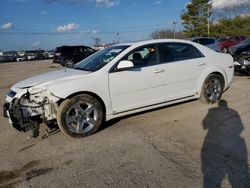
[
  {"xmin": 207, "ymin": 6, "xmax": 210, "ymax": 37},
  {"xmin": 116, "ymin": 32, "xmax": 119, "ymax": 44},
  {"xmin": 173, "ymin": 21, "xmax": 177, "ymax": 39}
]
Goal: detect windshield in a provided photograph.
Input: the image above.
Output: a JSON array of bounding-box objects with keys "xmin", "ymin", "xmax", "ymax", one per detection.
[
  {"xmin": 217, "ymin": 37, "xmax": 228, "ymax": 43},
  {"xmin": 74, "ymin": 45, "xmax": 130, "ymax": 71}
]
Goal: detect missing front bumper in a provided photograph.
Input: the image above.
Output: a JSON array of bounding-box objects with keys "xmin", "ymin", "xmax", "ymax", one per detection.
[
  {"xmin": 3, "ymin": 103, "xmax": 9, "ymax": 118},
  {"xmin": 3, "ymin": 101, "xmax": 41, "ymax": 132}
]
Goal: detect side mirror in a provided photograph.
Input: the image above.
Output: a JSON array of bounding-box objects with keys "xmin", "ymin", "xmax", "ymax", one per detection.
[{"xmin": 117, "ymin": 60, "xmax": 134, "ymax": 69}]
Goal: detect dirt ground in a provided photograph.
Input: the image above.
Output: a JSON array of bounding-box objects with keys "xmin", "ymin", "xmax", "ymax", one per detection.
[{"xmin": 0, "ymin": 60, "xmax": 249, "ymax": 188}]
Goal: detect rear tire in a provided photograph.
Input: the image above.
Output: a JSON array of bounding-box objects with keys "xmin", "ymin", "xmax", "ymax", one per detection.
[
  {"xmin": 57, "ymin": 94, "xmax": 104, "ymax": 138},
  {"xmin": 200, "ymin": 74, "xmax": 224, "ymax": 104},
  {"xmin": 65, "ymin": 59, "xmax": 74, "ymax": 67}
]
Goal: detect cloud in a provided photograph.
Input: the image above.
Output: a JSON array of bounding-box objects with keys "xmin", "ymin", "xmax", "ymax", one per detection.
[
  {"xmin": 96, "ymin": 0, "xmax": 120, "ymax": 8},
  {"xmin": 81, "ymin": 30, "xmax": 98, "ymax": 34},
  {"xmin": 212, "ymin": 0, "xmax": 250, "ymax": 8},
  {"xmin": 45, "ymin": 0, "xmax": 120, "ymax": 7},
  {"xmin": 33, "ymin": 41, "xmax": 41, "ymax": 47},
  {"xmin": 1, "ymin": 22, "xmax": 13, "ymax": 30},
  {"xmin": 155, "ymin": 0, "xmax": 162, "ymax": 5},
  {"xmin": 56, "ymin": 23, "xmax": 79, "ymax": 32},
  {"xmin": 41, "ymin": 11, "xmax": 47, "ymax": 15}
]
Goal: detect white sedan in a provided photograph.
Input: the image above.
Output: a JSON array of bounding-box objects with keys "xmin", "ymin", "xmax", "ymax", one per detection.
[{"xmin": 3, "ymin": 39, "xmax": 234, "ymax": 138}]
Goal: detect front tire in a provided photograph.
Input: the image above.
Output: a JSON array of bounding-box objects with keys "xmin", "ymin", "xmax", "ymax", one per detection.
[
  {"xmin": 200, "ymin": 74, "xmax": 224, "ymax": 104},
  {"xmin": 57, "ymin": 94, "xmax": 104, "ymax": 138}
]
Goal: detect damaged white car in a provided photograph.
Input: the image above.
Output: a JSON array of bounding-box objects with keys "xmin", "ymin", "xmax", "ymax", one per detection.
[{"xmin": 3, "ymin": 39, "xmax": 234, "ymax": 138}]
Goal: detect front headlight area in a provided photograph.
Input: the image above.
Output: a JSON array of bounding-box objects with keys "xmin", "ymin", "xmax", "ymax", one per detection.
[
  {"xmin": 27, "ymin": 87, "xmax": 61, "ymax": 121},
  {"xmin": 7, "ymin": 86, "xmax": 61, "ymax": 133}
]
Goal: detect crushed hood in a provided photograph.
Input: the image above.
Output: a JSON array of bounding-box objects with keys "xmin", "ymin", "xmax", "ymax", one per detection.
[{"xmin": 13, "ymin": 68, "xmax": 90, "ymax": 89}]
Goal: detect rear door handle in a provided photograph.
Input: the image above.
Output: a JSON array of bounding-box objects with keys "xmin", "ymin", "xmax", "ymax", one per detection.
[
  {"xmin": 198, "ymin": 62, "xmax": 206, "ymax": 66},
  {"xmin": 154, "ymin": 69, "xmax": 165, "ymax": 73}
]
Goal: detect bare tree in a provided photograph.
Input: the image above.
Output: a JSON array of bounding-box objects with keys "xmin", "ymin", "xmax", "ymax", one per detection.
[
  {"xmin": 150, "ymin": 29, "xmax": 184, "ymax": 39},
  {"xmin": 218, "ymin": 2, "xmax": 250, "ymax": 19},
  {"xmin": 92, "ymin": 37, "xmax": 101, "ymax": 47}
]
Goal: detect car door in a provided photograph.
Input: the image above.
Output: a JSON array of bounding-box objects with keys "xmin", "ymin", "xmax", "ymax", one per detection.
[
  {"xmin": 109, "ymin": 45, "xmax": 166, "ymax": 114},
  {"xmin": 159, "ymin": 42, "xmax": 207, "ymax": 101}
]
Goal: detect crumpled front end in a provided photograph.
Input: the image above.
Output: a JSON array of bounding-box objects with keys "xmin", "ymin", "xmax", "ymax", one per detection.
[{"xmin": 3, "ymin": 86, "xmax": 61, "ymax": 133}]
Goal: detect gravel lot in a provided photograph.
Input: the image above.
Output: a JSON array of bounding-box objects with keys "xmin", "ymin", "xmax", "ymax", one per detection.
[{"xmin": 0, "ymin": 60, "xmax": 249, "ymax": 188}]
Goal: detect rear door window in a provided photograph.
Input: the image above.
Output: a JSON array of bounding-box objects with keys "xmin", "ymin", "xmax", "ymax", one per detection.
[{"xmin": 160, "ymin": 43, "xmax": 204, "ymax": 63}]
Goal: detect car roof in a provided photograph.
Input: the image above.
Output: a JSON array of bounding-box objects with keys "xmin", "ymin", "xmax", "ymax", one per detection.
[
  {"xmin": 115, "ymin": 39, "xmax": 202, "ymax": 48},
  {"xmin": 57, "ymin": 45, "xmax": 88, "ymax": 48}
]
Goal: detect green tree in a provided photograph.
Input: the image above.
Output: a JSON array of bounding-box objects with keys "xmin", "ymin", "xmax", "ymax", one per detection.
[
  {"xmin": 210, "ymin": 16, "xmax": 250, "ymax": 37},
  {"xmin": 181, "ymin": 0, "xmax": 212, "ymax": 37}
]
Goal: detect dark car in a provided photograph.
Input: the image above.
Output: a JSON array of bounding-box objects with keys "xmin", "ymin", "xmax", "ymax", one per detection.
[
  {"xmin": 187, "ymin": 37, "xmax": 221, "ymax": 52},
  {"xmin": 233, "ymin": 55, "xmax": 250, "ymax": 75},
  {"xmin": 229, "ymin": 39, "xmax": 250, "ymax": 74},
  {"xmin": 53, "ymin": 45, "xmax": 96, "ymax": 67},
  {"xmin": 219, "ymin": 36, "xmax": 245, "ymax": 53},
  {"xmin": 229, "ymin": 39, "xmax": 250, "ymax": 58}
]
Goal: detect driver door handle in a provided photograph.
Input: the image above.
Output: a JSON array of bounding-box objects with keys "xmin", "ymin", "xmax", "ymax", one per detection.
[
  {"xmin": 154, "ymin": 69, "xmax": 165, "ymax": 73},
  {"xmin": 198, "ymin": 62, "xmax": 206, "ymax": 66}
]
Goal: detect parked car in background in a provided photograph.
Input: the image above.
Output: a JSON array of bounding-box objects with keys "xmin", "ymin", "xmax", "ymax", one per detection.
[
  {"xmin": 229, "ymin": 38, "xmax": 250, "ymax": 58},
  {"xmin": 229, "ymin": 39, "xmax": 250, "ymax": 74},
  {"xmin": 43, "ymin": 51, "xmax": 54, "ymax": 59},
  {"xmin": 48, "ymin": 51, "xmax": 54, "ymax": 59},
  {"xmin": 187, "ymin": 37, "xmax": 221, "ymax": 52},
  {"xmin": 0, "ymin": 51, "xmax": 17, "ymax": 63},
  {"xmin": 26, "ymin": 51, "xmax": 36, "ymax": 61},
  {"xmin": 234, "ymin": 56, "xmax": 250, "ymax": 74},
  {"xmin": 16, "ymin": 57, "xmax": 25, "ymax": 62},
  {"xmin": 219, "ymin": 36, "xmax": 245, "ymax": 53},
  {"xmin": 53, "ymin": 45, "xmax": 96, "ymax": 67},
  {"xmin": 0, "ymin": 52, "xmax": 3, "ymax": 63},
  {"xmin": 16, "ymin": 51, "xmax": 26, "ymax": 62},
  {"xmin": 35, "ymin": 50, "xmax": 46, "ymax": 60},
  {"xmin": 216, "ymin": 37, "xmax": 229, "ymax": 44},
  {"xmin": 4, "ymin": 39, "xmax": 234, "ymax": 138}
]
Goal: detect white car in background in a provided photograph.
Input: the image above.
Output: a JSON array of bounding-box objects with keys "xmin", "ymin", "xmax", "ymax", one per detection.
[{"xmin": 3, "ymin": 39, "xmax": 234, "ymax": 138}]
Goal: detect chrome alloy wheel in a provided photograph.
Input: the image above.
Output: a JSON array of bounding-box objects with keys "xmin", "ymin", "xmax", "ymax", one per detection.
[
  {"xmin": 204, "ymin": 78, "xmax": 222, "ymax": 103},
  {"xmin": 65, "ymin": 59, "xmax": 74, "ymax": 67},
  {"xmin": 65, "ymin": 102, "xmax": 98, "ymax": 134}
]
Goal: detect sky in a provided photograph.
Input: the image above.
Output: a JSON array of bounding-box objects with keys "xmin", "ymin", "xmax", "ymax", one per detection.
[{"xmin": 0, "ymin": 0, "xmax": 248, "ymax": 51}]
